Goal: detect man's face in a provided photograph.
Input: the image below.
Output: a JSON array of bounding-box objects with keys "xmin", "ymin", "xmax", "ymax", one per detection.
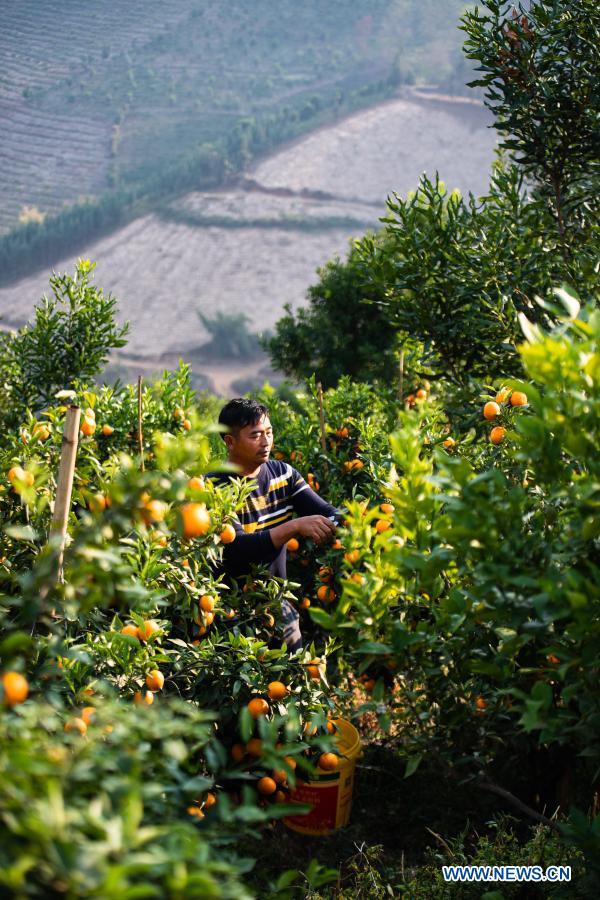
[{"xmin": 226, "ymin": 415, "xmax": 274, "ymax": 471}]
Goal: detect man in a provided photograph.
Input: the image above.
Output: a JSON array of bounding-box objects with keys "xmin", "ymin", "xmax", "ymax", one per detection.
[{"xmin": 209, "ymin": 397, "xmax": 341, "ymax": 651}]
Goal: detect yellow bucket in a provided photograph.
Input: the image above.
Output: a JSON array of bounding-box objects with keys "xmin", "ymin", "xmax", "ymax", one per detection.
[{"xmin": 283, "ymin": 718, "xmax": 361, "ymax": 836}]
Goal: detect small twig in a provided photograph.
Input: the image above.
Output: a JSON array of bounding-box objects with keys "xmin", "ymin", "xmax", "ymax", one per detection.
[
  {"xmin": 399, "ymin": 350, "xmax": 405, "ymax": 402},
  {"xmin": 473, "ymin": 776, "xmax": 560, "ymax": 831},
  {"xmin": 316, "ymin": 381, "xmax": 328, "ymax": 473},
  {"xmin": 426, "ymin": 826, "xmax": 456, "ymax": 859},
  {"xmin": 137, "ymin": 375, "xmax": 145, "ymax": 472}
]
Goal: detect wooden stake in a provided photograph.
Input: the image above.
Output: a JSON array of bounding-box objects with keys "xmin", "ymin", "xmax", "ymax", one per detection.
[
  {"xmin": 137, "ymin": 375, "xmax": 145, "ymax": 472},
  {"xmin": 50, "ymin": 405, "xmax": 81, "ymax": 580},
  {"xmin": 317, "ymin": 381, "xmax": 328, "ymax": 456}
]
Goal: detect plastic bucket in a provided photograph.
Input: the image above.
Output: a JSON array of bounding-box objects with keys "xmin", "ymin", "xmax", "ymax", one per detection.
[{"xmin": 283, "ymin": 718, "xmax": 361, "ymax": 836}]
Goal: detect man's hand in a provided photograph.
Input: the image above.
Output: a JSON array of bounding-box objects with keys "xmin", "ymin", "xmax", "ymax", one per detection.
[
  {"xmin": 295, "ymin": 515, "xmax": 336, "ymax": 544},
  {"xmin": 268, "ymin": 515, "xmax": 336, "ymax": 549}
]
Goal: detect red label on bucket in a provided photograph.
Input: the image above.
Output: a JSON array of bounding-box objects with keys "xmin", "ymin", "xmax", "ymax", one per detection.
[{"xmin": 285, "ymin": 781, "xmax": 339, "ymax": 832}]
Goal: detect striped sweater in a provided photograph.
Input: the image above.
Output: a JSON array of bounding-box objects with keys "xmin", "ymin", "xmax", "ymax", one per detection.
[{"xmin": 208, "ymin": 459, "xmax": 340, "ymax": 579}]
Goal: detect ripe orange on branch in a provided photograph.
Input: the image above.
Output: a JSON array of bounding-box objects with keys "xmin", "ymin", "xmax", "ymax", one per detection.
[
  {"xmin": 375, "ymin": 519, "xmax": 391, "ymax": 534},
  {"xmin": 200, "ymin": 595, "xmax": 215, "ymax": 612},
  {"xmin": 247, "ymin": 697, "xmax": 269, "ymax": 718},
  {"xmin": 181, "ymin": 502, "xmax": 211, "ymax": 539},
  {"xmin": 121, "ymin": 623, "xmax": 140, "ymax": 638},
  {"xmin": 286, "ymin": 538, "xmax": 299, "ymax": 552},
  {"xmin": 318, "ymin": 752, "xmax": 339, "ymax": 771},
  {"xmin": 267, "ymin": 681, "xmax": 288, "ymax": 701},
  {"xmin": 510, "ymin": 391, "xmax": 528, "ymax": 407},
  {"xmin": 137, "ymin": 620, "xmax": 160, "ymax": 641},
  {"xmin": 490, "ymin": 426, "xmax": 505, "ymax": 445},
  {"xmin": 145, "ymin": 670, "xmax": 164, "ymax": 692},
  {"xmin": 257, "ymin": 776, "xmax": 277, "ymax": 795},
  {"xmin": 219, "ymin": 524, "xmax": 236, "ymax": 544},
  {"xmin": 2, "ymin": 671, "xmax": 29, "ymax": 706},
  {"xmin": 483, "ymin": 401, "xmax": 501, "ymax": 420},
  {"xmin": 317, "ymin": 585, "xmax": 336, "ymax": 603},
  {"xmin": 187, "ymin": 476, "xmax": 205, "ymax": 491}
]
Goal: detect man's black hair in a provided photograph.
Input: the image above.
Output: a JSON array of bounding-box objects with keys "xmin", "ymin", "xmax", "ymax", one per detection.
[{"xmin": 218, "ymin": 398, "xmax": 269, "ymax": 439}]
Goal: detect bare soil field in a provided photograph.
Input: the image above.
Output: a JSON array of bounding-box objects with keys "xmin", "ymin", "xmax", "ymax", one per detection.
[{"xmin": 0, "ymin": 91, "xmax": 496, "ymax": 395}]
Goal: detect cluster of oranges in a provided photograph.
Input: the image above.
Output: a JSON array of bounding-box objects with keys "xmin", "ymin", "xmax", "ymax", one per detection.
[
  {"xmin": 405, "ymin": 386, "xmax": 429, "ymax": 408},
  {"xmin": 483, "ymin": 388, "xmax": 528, "ymax": 445}
]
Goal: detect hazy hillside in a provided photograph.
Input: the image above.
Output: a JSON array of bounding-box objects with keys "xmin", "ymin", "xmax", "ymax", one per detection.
[{"xmin": 0, "ymin": 0, "xmax": 469, "ymax": 237}]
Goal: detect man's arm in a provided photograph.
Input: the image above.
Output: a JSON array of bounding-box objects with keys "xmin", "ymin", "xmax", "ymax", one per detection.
[{"xmin": 221, "ymin": 517, "xmax": 281, "ymax": 574}]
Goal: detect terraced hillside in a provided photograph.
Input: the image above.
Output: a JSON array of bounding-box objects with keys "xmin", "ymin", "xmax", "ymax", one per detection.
[
  {"xmin": 0, "ymin": 0, "xmax": 469, "ymax": 235},
  {"xmin": 0, "ymin": 91, "xmax": 496, "ymax": 394}
]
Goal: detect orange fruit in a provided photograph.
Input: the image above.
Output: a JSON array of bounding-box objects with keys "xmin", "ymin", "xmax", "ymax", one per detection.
[
  {"xmin": 187, "ymin": 476, "xmax": 205, "ymax": 491},
  {"xmin": 326, "ymin": 720, "xmax": 337, "ymax": 734},
  {"xmin": 415, "ymin": 388, "xmax": 428, "ymax": 400},
  {"xmin": 349, "ymin": 572, "xmax": 364, "ymax": 585},
  {"xmin": 273, "ymin": 451, "xmax": 285, "ymax": 460},
  {"xmin": 290, "ymin": 450, "xmax": 302, "ymax": 462},
  {"xmin": 490, "ymin": 426, "xmax": 505, "ymax": 445},
  {"xmin": 187, "ymin": 805, "xmax": 204, "ymax": 818},
  {"xmin": 380, "ymin": 503, "xmax": 394, "ymax": 514},
  {"xmin": 318, "ymin": 752, "xmax": 339, "ymax": 771},
  {"xmin": 182, "ymin": 418, "xmax": 192, "ymax": 431},
  {"xmin": 274, "ymin": 790, "xmax": 287, "ymax": 803},
  {"xmin": 475, "ymin": 697, "xmax": 487, "ymax": 710},
  {"xmin": 121, "ymin": 623, "xmax": 140, "ymax": 638},
  {"xmin": 231, "ymin": 743, "xmax": 245, "ymax": 763},
  {"xmin": 64, "ymin": 717, "xmax": 87, "ymax": 735},
  {"xmin": 33, "ymin": 423, "xmax": 50, "ymax": 441},
  {"xmin": 181, "ymin": 502, "xmax": 211, "ymax": 539},
  {"xmin": 101, "ymin": 424, "xmax": 114, "ymax": 436},
  {"xmin": 145, "ymin": 669, "xmax": 164, "ymax": 692},
  {"xmin": 143, "ymin": 499, "xmax": 167, "ymax": 524},
  {"xmin": 495, "ymin": 387, "xmax": 510, "ymax": 403},
  {"xmin": 247, "ymin": 697, "xmax": 269, "ymax": 718},
  {"xmin": 81, "ymin": 706, "xmax": 96, "ymax": 725},
  {"xmin": 375, "ymin": 519, "xmax": 391, "ymax": 534},
  {"xmin": 263, "ymin": 612, "xmax": 275, "ymax": 628},
  {"xmin": 483, "ymin": 401, "xmax": 500, "ymax": 420},
  {"xmin": 2, "ymin": 671, "xmax": 29, "ymax": 706},
  {"xmin": 138, "ymin": 620, "xmax": 160, "ymax": 641},
  {"xmin": 300, "ymin": 597, "xmax": 311, "ymax": 609},
  {"xmin": 204, "ymin": 611, "xmax": 215, "ymax": 626},
  {"xmin": 319, "ymin": 566, "xmax": 333, "ymax": 583},
  {"xmin": 272, "ymin": 769, "xmax": 287, "ymax": 785},
  {"xmin": 344, "ymin": 549, "xmax": 360, "ymax": 565},
  {"xmin": 267, "ymin": 681, "xmax": 287, "ymax": 701},
  {"xmin": 443, "ymin": 437, "xmax": 456, "ymax": 449},
  {"xmin": 226, "ymin": 608, "xmax": 236, "ymax": 619},
  {"xmin": 246, "ymin": 738, "xmax": 263, "ymax": 757},
  {"xmin": 283, "ymin": 756, "xmax": 297, "ymax": 770},
  {"xmin": 305, "ymin": 659, "xmax": 322, "ymax": 680},
  {"xmin": 200, "ymin": 595, "xmax": 215, "ymax": 612},
  {"xmin": 134, "ymin": 690, "xmax": 154, "ymax": 705},
  {"xmin": 510, "ymin": 391, "xmax": 528, "ymax": 407},
  {"xmin": 363, "ymin": 678, "xmax": 376, "ymax": 692},
  {"xmin": 204, "ymin": 792, "xmax": 217, "ymax": 808},
  {"xmin": 182, "ymin": 559, "xmax": 190, "ymax": 568},
  {"xmin": 80, "ymin": 419, "xmax": 96, "ymax": 437},
  {"xmin": 335, "ymin": 426, "xmax": 349, "ymax": 439},
  {"xmin": 547, "ymin": 654, "xmax": 560, "ymax": 665},
  {"xmin": 173, "ymin": 407, "xmax": 185, "ymax": 420},
  {"xmin": 317, "ymin": 585, "xmax": 336, "ymax": 603},
  {"xmin": 257, "ymin": 776, "xmax": 277, "ymax": 796},
  {"xmin": 88, "ymin": 493, "xmax": 107, "ymax": 513},
  {"xmin": 219, "ymin": 524, "xmax": 236, "ymax": 544},
  {"xmin": 8, "ymin": 466, "xmax": 34, "ymax": 487},
  {"xmin": 332, "ymin": 539, "xmax": 343, "ymax": 550},
  {"xmin": 286, "ymin": 538, "xmax": 299, "ymax": 552}
]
